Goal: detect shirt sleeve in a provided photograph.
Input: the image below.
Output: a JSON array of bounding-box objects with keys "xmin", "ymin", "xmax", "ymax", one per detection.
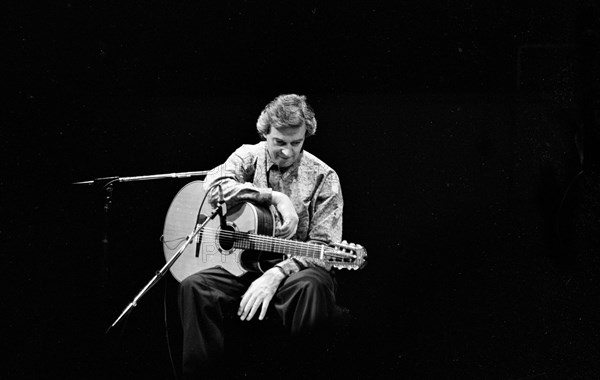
[
  {"xmin": 203, "ymin": 145, "xmax": 272, "ymax": 207},
  {"xmin": 275, "ymin": 170, "xmax": 344, "ymax": 275}
]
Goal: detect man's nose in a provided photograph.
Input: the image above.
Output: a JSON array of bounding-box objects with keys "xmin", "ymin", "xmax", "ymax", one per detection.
[{"xmin": 280, "ymin": 148, "xmax": 292, "ymax": 158}]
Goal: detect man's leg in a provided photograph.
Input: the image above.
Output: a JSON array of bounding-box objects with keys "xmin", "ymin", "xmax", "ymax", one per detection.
[
  {"xmin": 270, "ymin": 268, "xmax": 338, "ymax": 376},
  {"xmin": 178, "ymin": 266, "xmax": 254, "ymax": 379},
  {"xmin": 273, "ymin": 267, "xmax": 337, "ymax": 335}
]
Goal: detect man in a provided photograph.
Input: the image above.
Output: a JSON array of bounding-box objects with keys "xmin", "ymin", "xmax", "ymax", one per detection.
[{"xmin": 178, "ymin": 94, "xmax": 344, "ymax": 378}]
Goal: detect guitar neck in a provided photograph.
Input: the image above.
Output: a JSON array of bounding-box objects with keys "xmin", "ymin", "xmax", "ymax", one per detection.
[{"xmin": 232, "ymin": 232, "xmax": 322, "ymax": 260}]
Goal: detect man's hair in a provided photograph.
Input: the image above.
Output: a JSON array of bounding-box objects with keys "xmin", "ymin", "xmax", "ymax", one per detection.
[{"xmin": 256, "ymin": 94, "xmax": 317, "ymax": 138}]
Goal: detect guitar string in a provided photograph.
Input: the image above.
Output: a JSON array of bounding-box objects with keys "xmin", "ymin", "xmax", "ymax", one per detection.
[
  {"xmin": 214, "ymin": 228, "xmax": 322, "ymax": 256},
  {"xmin": 161, "ymin": 228, "xmax": 330, "ymax": 254},
  {"xmin": 205, "ymin": 227, "xmax": 340, "ymax": 251},
  {"xmin": 189, "ymin": 226, "xmax": 359, "ymax": 261},
  {"xmin": 163, "ymin": 233, "xmax": 358, "ymax": 265}
]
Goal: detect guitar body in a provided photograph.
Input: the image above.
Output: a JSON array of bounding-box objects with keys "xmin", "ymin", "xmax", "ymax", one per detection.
[
  {"xmin": 163, "ymin": 181, "xmax": 284, "ymax": 282},
  {"xmin": 163, "ymin": 181, "xmax": 367, "ymax": 283}
]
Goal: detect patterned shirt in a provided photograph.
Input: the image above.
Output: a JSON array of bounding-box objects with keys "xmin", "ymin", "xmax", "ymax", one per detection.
[{"xmin": 204, "ymin": 141, "xmax": 343, "ymax": 274}]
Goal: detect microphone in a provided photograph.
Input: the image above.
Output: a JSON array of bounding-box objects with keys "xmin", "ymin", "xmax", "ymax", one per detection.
[
  {"xmin": 195, "ymin": 207, "xmax": 208, "ymax": 258},
  {"xmin": 217, "ymin": 185, "xmax": 227, "ymax": 229}
]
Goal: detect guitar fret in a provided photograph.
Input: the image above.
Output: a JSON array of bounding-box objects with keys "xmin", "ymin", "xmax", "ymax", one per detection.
[
  {"xmin": 239, "ymin": 233, "xmax": 322, "ymax": 260},
  {"xmin": 233, "ymin": 232, "xmax": 344, "ymax": 264}
]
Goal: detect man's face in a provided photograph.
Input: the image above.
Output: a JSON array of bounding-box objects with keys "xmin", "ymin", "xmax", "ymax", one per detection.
[{"xmin": 264, "ymin": 124, "xmax": 306, "ymax": 168}]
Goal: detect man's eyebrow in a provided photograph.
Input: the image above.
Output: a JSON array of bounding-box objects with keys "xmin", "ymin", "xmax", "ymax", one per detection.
[{"xmin": 274, "ymin": 137, "xmax": 304, "ymax": 143}]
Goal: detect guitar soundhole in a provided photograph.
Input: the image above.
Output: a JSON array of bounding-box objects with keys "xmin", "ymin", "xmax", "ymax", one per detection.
[{"xmin": 217, "ymin": 225, "xmax": 236, "ymax": 252}]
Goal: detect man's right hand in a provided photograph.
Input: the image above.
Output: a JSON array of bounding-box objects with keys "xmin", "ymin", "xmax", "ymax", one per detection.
[{"xmin": 271, "ymin": 191, "xmax": 298, "ymax": 239}]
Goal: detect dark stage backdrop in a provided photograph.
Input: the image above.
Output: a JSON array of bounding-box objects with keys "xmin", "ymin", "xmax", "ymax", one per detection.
[{"xmin": 6, "ymin": 2, "xmax": 599, "ymax": 379}]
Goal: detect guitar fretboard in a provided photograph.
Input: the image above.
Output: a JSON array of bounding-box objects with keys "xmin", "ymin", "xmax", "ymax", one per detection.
[{"xmin": 230, "ymin": 231, "xmax": 322, "ymax": 260}]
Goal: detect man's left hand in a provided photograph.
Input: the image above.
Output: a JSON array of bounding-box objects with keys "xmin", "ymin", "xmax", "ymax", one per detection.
[{"xmin": 238, "ymin": 267, "xmax": 286, "ymax": 321}]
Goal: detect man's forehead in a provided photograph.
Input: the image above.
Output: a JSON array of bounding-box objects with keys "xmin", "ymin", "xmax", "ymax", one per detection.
[{"xmin": 268, "ymin": 125, "xmax": 306, "ymax": 141}]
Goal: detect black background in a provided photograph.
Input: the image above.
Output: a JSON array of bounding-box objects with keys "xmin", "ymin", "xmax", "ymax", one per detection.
[{"xmin": 5, "ymin": 1, "xmax": 600, "ymax": 379}]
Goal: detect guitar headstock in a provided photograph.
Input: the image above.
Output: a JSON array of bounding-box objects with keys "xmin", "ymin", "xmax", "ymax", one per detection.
[{"xmin": 323, "ymin": 241, "xmax": 368, "ymax": 271}]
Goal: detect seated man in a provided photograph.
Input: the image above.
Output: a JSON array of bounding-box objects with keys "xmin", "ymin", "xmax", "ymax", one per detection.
[{"xmin": 178, "ymin": 94, "xmax": 344, "ymax": 378}]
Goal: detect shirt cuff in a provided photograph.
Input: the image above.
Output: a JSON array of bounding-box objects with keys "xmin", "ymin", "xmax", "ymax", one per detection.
[
  {"xmin": 257, "ymin": 187, "xmax": 273, "ymax": 205},
  {"xmin": 275, "ymin": 258, "xmax": 302, "ymax": 276},
  {"xmin": 238, "ymin": 186, "xmax": 272, "ymax": 206}
]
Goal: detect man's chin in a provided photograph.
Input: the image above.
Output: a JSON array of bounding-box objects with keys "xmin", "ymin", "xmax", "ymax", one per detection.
[{"xmin": 276, "ymin": 158, "xmax": 294, "ymax": 168}]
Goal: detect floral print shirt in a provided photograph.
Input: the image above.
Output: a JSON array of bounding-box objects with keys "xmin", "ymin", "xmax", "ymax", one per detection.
[{"xmin": 204, "ymin": 141, "xmax": 343, "ymax": 274}]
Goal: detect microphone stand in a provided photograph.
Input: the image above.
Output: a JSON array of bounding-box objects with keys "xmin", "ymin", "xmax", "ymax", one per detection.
[
  {"xmin": 74, "ymin": 171, "xmax": 210, "ymax": 279},
  {"xmin": 107, "ymin": 200, "xmax": 223, "ymax": 332},
  {"xmin": 72, "ymin": 170, "xmax": 211, "ymax": 329}
]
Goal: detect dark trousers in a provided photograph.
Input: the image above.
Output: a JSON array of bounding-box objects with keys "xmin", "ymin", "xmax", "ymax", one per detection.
[{"xmin": 178, "ymin": 266, "xmax": 338, "ymax": 378}]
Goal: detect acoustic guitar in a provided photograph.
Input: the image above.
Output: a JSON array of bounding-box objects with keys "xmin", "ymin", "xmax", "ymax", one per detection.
[{"xmin": 162, "ymin": 181, "xmax": 367, "ymax": 282}]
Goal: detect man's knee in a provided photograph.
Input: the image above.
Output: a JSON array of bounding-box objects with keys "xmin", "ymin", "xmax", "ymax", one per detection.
[
  {"xmin": 179, "ymin": 273, "xmax": 216, "ymax": 302},
  {"xmin": 299, "ymin": 276, "xmax": 328, "ymax": 300},
  {"xmin": 288, "ymin": 268, "xmax": 334, "ymax": 297},
  {"xmin": 180, "ymin": 273, "xmax": 201, "ymax": 292},
  {"xmin": 179, "ymin": 275, "xmax": 195, "ymax": 292}
]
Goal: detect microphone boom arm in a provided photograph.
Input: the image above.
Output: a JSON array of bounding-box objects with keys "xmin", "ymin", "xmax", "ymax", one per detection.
[{"xmin": 73, "ymin": 170, "xmax": 210, "ymax": 185}]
